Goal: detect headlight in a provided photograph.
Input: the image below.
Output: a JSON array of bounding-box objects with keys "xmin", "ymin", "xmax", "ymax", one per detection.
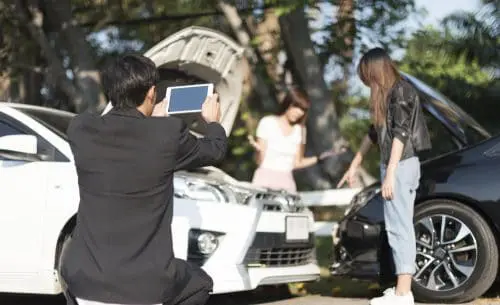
[
  {"xmin": 197, "ymin": 232, "xmax": 219, "ymax": 255},
  {"xmin": 188, "ymin": 229, "xmax": 224, "ymax": 266},
  {"xmin": 174, "ymin": 177, "xmax": 229, "ymax": 203},
  {"xmin": 226, "ymin": 185, "xmax": 254, "ymax": 204},
  {"xmin": 344, "ymin": 187, "xmax": 381, "ymax": 216}
]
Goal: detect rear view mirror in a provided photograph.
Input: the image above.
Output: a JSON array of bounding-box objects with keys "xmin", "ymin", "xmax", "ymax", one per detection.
[{"xmin": 0, "ymin": 134, "xmax": 37, "ymax": 155}]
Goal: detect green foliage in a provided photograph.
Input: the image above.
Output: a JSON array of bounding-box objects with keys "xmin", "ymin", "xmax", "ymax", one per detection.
[
  {"xmin": 220, "ymin": 106, "xmax": 260, "ymax": 182},
  {"xmin": 400, "ymin": 27, "xmax": 500, "ymax": 133},
  {"xmin": 317, "ymin": 0, "xmax": 419, "ymax": 69},
  {"xmin": 441, "ymin": 2, "xmax": 499, "ymax": 69}
]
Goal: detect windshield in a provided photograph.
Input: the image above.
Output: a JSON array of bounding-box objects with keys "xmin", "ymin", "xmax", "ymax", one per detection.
[
  {"xmin": 402, "ymin": 73, "xmax": 491, "ymax": 145},
  {"xmin": 14, "ymin": 107, "xmax": 73, "ymax": 141}
]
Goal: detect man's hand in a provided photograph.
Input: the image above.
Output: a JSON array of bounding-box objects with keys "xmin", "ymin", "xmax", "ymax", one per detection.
[
  {"xmin": 381, "ymin": 167, "xmax": 396, "ymax": 200},
  {"xmin": 152, "ymin": 99, "xmax": 168, "ymax": 117},
  {"xmin": 201, "ymin": 94, "xmax": 220, "ymax": 123}
]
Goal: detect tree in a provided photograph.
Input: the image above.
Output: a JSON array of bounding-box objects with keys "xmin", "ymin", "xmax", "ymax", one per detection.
[
  {"xmin": 441, "ymin": 0, "xmax": 499, "ymax": 69},
  {"xmin": 3, "ymin": 0, "xmax": 105, "ymax": 112},
  {"xmin": 278, "ymin": 0, "xmax": 418, "ymax": 188},
  {"xmin": 400, "ymin": 27, "xmax": 499, "ymax": 133}
]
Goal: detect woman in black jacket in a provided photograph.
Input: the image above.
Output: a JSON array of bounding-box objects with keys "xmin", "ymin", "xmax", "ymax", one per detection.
[{"xmin": 338, "ymin": 48, "xmax": 431, "ymax": 305}]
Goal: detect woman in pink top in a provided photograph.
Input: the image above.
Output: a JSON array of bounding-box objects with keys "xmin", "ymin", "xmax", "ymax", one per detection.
[{"xmin": 249, "ymin": 88, "xmax": 334, "ymax": 192}]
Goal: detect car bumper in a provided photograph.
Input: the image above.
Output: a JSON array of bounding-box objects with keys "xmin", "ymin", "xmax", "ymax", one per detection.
[
  {"xmin": 174, "ymin": 200, "xmax": 320, "ymax": 293},
  {"xmin": 205, "ymin": 262, "xmax": 320, "ymax": 294},
  {"xmin": 330, "ymin": 216, "xmax": 388, "ymax": 280}
]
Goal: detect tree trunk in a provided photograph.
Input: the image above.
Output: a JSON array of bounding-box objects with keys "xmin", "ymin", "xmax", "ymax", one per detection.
[
  {"xmin": 217, "ymin": 0, "xmax": 278, "ymax": 111},
  {"xmin": 280, "ymin": 6, "xmax": 376, "ymax": 189},
  {"xmin": 0, "ymin": 73, "xmax": 11, "ymax": 102},
  {"xmin": 334, "ymin": 0, "xmax": 356, "ymax": 110},
  {"xmin": 42, "ymin": 0, "xmax": 105, "ymax": 112},
  {"xmin": 254, "ymin": 10, "xmax": 284, "ymax": 99},
  {"xmin": 15, "ymin": 0, "xmax": 83, "ymax": 109},
  {"xmin": 20, "ymin": 53, "xmax": 43, "ymax": 105},
  {"xmin": 279, "ymin": 7, "xmax": 346, "ymax": 189}
]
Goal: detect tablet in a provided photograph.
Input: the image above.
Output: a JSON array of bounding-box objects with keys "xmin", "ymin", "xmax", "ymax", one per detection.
[{"xmin": 165, "ymin": 83, "xmax": 214, "ymax": 115}]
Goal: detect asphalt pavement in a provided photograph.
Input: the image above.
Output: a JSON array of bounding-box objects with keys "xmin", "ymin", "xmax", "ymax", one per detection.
[{"xmin": 1, "ymin": 294, "xmax": 495, "ymax": 305}]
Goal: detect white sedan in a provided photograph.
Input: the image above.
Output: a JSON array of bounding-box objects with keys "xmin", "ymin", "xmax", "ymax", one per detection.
[{"xmin": 0, "ymin": 26, "xmax": 320, "ymax": 296}]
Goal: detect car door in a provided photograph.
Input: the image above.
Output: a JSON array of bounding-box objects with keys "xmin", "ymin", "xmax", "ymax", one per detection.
[{"xmin": 0, "ymin": 113, "xmax": 48, "ymax": 276}]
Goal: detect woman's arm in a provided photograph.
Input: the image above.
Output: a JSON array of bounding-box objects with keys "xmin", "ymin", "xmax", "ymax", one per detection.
[
  {"xmin": 254, "ymin": 137, "xmax": 267, "ymax": 165},
  {"xmin": 337, "ymin": 126, "xmax": 376, "ymax": 187},
  {"xmin": 294, "ymin": 143, "xmax": 319, "ymax": 169},
  {"xmin": 387, "ymin": 83, "xmax": 415, "ymax": 171},
  {"xmin": 382, "ymin": 83, "xmax": 416, "ymax": 199}
]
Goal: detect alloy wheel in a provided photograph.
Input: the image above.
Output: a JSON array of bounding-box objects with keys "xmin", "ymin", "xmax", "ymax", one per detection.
[{"xmin": 414, "ymin": 214, "xmax": 478, "ymax": 291}]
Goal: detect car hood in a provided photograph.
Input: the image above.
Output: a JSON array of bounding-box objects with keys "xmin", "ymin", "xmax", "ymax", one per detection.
[
  {"xmin": 144, "ymin": 26, "xmax": 245, "ymax": 136},
  {"xmin": 403, "ymin": 73, "xmax": 490, "ymax": 145},
  {"xmin": 177, "ymin": 166, "xmax": 266, "ymax": 191}
]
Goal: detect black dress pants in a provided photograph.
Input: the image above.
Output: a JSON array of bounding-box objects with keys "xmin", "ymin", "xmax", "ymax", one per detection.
[{"xmin": 63, "ymin": 259, "xmax": 213, "ymax": 305}]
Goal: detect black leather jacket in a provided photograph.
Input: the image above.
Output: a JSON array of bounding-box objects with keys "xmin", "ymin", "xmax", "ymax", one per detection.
[{"xmin": 368, "ymin": 79, "xmax": 431, "ymax": 165}]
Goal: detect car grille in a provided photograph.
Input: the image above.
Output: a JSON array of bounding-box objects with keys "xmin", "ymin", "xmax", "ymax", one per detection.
[
  {"xmin": 255, "ymin": 192, "xmax": 305, "ymax": 213},
  {"xmin": 244, "ymin": 232, "xmax": 315, "ymax": 267}
]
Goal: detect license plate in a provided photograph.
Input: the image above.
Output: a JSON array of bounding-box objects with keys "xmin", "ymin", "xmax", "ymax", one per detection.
[{"xmin": 285, "ymin": 216, "xmax": 309, "ymax": 242}]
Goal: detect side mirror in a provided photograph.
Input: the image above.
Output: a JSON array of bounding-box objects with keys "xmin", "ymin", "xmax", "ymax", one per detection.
[{"xmin": 0, "ymin": 134, "xmax": 37, "ymax": 155}]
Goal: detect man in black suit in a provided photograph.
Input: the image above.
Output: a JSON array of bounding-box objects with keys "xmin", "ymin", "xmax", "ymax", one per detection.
[{"xmin": 60, "ymin": 54, "xmax": 226, "ymax": 305}]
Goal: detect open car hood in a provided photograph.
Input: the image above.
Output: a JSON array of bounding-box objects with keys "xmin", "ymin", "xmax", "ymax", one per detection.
[
  {"xmin": 144, "ymin": 26, "xmax": 245, "ymax": 136},
  {"xmin": 402, "ymin": 73, "xmax": 490, "ymax": 145}
]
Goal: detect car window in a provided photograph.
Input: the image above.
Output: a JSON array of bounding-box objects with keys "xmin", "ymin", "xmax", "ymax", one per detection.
[
  {"xmin": 0, "ymin": 120, "xmax": 24, "ymax": 137},
  {"xmin": 418, "ymin": 111, "xmax": 460, "ymax": 161},
  {"xmin": 15, "ymin": 108, "xmax": 71, "ymax": 141},
  {"xmin": 0, "ymin": 114, "xmax": 67, "ymax": 162}
]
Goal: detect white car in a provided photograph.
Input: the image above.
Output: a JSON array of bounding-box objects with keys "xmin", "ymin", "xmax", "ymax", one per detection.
[{"xmin": 0, "ymin": 26, "xmax": 320, "ymax": 296}]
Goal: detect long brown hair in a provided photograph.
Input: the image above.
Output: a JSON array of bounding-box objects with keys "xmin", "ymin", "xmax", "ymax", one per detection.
[
  {"xmin": 278, "ymin": 87, "xmax": 310, "ymax": 125},
  {"xmin": 357, "ymin": 48, "xmax": 401, "ymax": 126}
]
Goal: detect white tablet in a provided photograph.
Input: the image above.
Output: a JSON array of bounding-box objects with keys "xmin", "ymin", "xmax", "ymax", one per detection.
[{"xmin": 165, "ymin": 83, "xmax": 213, "ymax": 115}]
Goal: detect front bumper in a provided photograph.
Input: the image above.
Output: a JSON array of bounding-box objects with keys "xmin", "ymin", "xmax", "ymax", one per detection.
[
  {"xmin": 330, "ymin": 215, "xmax": 390, "ymax": 280},
  {"xmin": 173, "ymin": 199, "xmax": 320, "ymax": 294}
]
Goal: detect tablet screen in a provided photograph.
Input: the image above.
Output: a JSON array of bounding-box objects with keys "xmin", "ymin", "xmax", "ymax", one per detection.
[{"xmin": 167, "ymin": 84, "xmax": 212, "ymax": 114}]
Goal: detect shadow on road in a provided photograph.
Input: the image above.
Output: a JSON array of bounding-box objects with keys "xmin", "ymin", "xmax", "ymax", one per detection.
[
  {"xmin": 208, "ymin": 285, "xmax": 294, "ymax": 305},
  {"xmin": 0, "ymin": 285, "xmax": 294, "ymax": 305}
]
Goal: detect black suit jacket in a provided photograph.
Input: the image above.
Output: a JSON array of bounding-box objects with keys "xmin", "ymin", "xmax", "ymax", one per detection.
[{"xmin": 60, "ymin": 108, "xmax": 227, "ymax": 304}]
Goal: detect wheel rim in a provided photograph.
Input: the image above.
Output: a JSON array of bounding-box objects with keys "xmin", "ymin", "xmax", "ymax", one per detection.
[{"xmin": 414, "ymin": 214, "xmax": 478, "ymax": 292}]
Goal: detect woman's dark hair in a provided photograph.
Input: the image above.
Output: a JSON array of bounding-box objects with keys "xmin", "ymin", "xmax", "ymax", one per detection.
[
  {"xmin": 278, "ymin": 87, "xmax": 310, "ymax": 125},
  {"xmin": 101, "ymin": 54, "xmax": 159, "ymax": 109},
  {"xmin": 357, "ymin": 47, "xmax": 400, "ymax": 126}
]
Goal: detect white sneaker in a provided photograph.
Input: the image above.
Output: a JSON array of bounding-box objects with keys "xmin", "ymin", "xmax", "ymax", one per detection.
[{"xmin": 369, "ymin": 287, "xmax": 414, "ymax": 305}]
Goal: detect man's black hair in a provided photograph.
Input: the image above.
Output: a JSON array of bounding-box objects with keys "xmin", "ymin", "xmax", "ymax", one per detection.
[{"xmin": 101, "ymin": 54, "xmax": 159, "ymax": 109}]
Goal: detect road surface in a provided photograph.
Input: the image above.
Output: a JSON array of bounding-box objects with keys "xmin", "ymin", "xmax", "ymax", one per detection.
[{"xmin": 1, "ymin": 293, "xmax": 497, "ymax": 305}]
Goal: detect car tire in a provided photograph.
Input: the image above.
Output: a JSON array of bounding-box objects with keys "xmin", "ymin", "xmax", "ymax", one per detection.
[
  {"xmin": 412, "ymin": 199, "xmax": 498, "ymax": 303},
  {"xmin": 56, "ymin": 233, "xmax": 73, "ymax": 296}
]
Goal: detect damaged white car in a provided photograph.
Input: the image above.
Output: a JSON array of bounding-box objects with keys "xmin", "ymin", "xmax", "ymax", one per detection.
[{"xmin": 0, "ymin": 26, "xmax": 320, "ymax": 296}]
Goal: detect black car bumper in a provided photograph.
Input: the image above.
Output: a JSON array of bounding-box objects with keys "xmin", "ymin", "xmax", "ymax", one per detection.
[{"xmin": 330, "ymin": 215, "xmax": 395, "ymax": 283}]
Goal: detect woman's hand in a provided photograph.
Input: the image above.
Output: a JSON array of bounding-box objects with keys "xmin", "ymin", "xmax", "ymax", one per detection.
[
  {"xmin": 319, "ymin": 146, "xmax": 347, "ymax": 160},
  {"xmin": 248, "ymin": 135, "xmax": 262, "ymax": 151},
  {"xmin": 381, "ymin": 167, "xmax": 396, "ymax": 200},
  {"xmin": 337, "ymin": 166, "xmax": 358, "ymax": 188}
]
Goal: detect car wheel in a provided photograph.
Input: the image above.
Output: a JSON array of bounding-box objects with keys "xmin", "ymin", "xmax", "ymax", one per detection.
[
  {"xmin": 56, "ymin": 233, "xmax": 73, "ymax": 295},
  {"xmin": 412, "ymin": 199, "xmax": 498, "ymax": 303}
]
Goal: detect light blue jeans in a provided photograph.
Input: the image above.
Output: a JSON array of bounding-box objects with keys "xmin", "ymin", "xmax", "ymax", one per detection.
[{"xmin": 380, "ymin": 157, "xmax": 420, "ymax": 275}]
